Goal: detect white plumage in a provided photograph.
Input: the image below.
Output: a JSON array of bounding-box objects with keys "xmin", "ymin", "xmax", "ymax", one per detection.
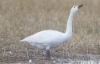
[
  {"xmin": 20, "ymin": 4, "xmax": 83, "ymax": 60},
  {"xmin": 21, "ymin": 30, "xmax": 70, "ymax": 49}
]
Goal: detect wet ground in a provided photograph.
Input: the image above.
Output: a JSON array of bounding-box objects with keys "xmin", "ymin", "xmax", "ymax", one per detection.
[{"xmin": 0, "ymin": 50, "xmax": 100, "ymax": 64}]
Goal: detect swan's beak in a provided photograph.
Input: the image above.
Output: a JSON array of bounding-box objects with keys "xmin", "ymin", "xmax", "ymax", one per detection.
[{"xmin": 78, "ymin": 4, "xmax": 83, "ymax": 9}]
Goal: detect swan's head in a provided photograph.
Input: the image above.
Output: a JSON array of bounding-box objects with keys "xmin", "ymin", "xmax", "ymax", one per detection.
[{"xmin": 70, "ymin": 4, "xmax": 83, "ymax": 16}]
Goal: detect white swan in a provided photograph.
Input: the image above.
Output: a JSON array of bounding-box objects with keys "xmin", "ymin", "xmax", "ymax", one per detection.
[{"xmin": 20, "ymin": 4, "xmax": 83, "ymax": 60}]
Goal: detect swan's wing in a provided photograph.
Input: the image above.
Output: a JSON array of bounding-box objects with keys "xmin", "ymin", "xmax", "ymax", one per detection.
[{"xmin": 21, "ymin": 30, "xmax": 64, "ymax": 44}]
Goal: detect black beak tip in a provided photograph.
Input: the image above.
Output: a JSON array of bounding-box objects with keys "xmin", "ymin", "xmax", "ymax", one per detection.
[
  {"xmin": 80, "ymin": 4, "xmax": 83, "ymax": 6},
  {"xmin": 78, "ymin": 4, "xmax": 83, "ymax": 9}
]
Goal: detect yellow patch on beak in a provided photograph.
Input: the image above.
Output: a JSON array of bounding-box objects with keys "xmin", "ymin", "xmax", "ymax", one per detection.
[{"xmin": 75, "ymin": 5, "xmax": 78, "ymax": 8}]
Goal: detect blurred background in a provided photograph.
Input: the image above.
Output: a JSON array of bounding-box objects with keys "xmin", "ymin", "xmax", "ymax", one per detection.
[{"xmin": 0, "ymin": 0, "xmax": 100, "ymax": 63}]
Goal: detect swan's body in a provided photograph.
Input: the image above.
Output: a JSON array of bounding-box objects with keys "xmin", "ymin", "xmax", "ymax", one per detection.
[
  {"xmin": 20, "ymin": 4, "xmax": 83, "ymax": 60},
  {"xmin": 21, "ymin": 30, "xmax": 71, "ymax": 49}
]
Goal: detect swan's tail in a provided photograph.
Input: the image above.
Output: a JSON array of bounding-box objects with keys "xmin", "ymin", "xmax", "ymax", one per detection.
[{"xmin": 20, "ymin": 40, "xmax": 25, "ymax": 42}]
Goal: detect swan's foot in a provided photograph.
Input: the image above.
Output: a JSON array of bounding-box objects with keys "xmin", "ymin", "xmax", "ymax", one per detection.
[{"xmin": 46, "ymin": 50, "xmax": 51, "ymax": 60}]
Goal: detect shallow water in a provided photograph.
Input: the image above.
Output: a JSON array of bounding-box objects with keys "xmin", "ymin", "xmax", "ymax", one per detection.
[
  {"xmin": 4, "ymin": 60, "xmax": 99, "ymax": 64},
  {"xmin": 1, "ymin": 51, "xmax": 100, "ymax": 64},
  {"xmin": 52, "ymin": 58, "xmax": 100, "ymax": 64},
  {"xmin": 67, "ymin": 60, "xmax": 100, "ymax": 64}
]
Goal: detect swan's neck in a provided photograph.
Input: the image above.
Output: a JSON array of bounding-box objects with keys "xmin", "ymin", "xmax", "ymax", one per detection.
[{"xmin": 65, "ymin": 13, "xmax": 74, "ymax": 37}]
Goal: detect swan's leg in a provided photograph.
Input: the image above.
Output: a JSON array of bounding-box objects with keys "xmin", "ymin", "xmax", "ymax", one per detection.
[
  {"xmin": 46, "ymin": 46, "xmax": 51, "ymax": 60},
  {"xmin": 46, "ymin": 50, "xmax": 51, "ymax": 60}
]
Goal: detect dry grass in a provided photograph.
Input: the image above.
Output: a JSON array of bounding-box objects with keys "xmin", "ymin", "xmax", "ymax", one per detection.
[{"xmin": 0, "ymin": 0, "xmax": 100, "ymax": 63}]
